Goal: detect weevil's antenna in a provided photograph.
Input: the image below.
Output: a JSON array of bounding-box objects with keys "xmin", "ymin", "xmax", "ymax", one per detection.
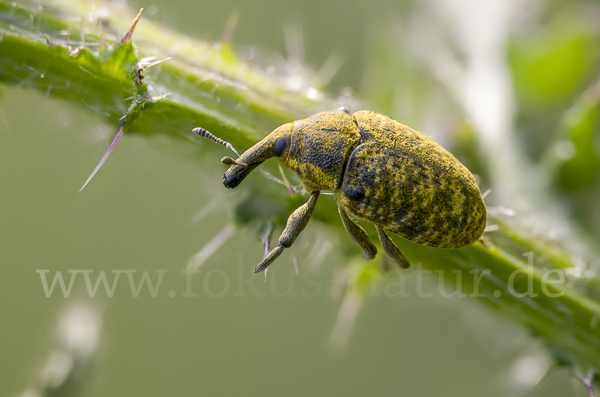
[
  {"xmin": 221, "ymin": 156, "xmax": 247, "ymax": 168},
  {"xmin": 193, "ymin": 128, "xmax": 246, "ymax": 168}
]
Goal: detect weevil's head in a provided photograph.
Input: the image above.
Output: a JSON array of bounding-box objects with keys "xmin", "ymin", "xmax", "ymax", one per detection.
[{"xmin": 223, "ymin": 123, "xmax": 293, "ymax": 189}]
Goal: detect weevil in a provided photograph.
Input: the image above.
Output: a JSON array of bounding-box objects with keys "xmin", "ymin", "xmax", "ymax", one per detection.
[{"xmin": 195, "ymin": 110, "xmax": 487, "ymax": 273}]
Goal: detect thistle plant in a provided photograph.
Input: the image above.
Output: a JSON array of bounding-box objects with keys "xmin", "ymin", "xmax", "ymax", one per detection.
[{"xmin": 1, "ymin": 0, "xmax": 599, "ymax": 395}]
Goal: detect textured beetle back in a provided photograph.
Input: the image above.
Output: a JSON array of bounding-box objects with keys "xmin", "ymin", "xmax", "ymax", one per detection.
[{"xmin": 335, "ymin": 111, "xmax": 486, "ymax": 248}]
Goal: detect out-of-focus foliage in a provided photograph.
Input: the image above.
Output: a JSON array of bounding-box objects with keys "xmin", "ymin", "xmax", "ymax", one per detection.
[
  {"xmin": 507, "ymin": 1, "xmax": 600, "ymax": 243},
  {"xmin": 553, "ymin": 91, "xmax": 600, "ymax": 191}
]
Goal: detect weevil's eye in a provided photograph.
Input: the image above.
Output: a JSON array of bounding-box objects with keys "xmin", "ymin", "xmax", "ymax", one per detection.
[{"xmin": 273, "ymin": 137, "xmax": 287, "ymax": 157}]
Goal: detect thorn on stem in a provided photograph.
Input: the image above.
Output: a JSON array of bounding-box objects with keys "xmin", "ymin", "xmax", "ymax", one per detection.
[
  {"xmin": 583, "ymin": 370, "xmax": 595, "ymax": 397},
  {"xmin": 221, "ymin": 10, "xmax": 239, "ymax": 46},
  {"xmin": 484, "ymin": 224, "xmax": 499, "ymax": 233},
  {"xmin": 146, "ymin": 57, "xmax": 172, "ymax": 69},
  {"xmin": 121, "ymin": 8, "xmax": 144, "ymax": 43},
  {"xmin": 135, "ymin": 58, "xmax": 172, "ymax": 85},
  {"xmin": 69, "ymin": 47, "xmax": 81, "ymax": 57},
  {"xmin": 45, "ymin": 34, "xmax": 57, "ymax": 48},
  {"xmin": 261, "ymin": 224, "xmax": 273, "ymax": 284},
  {"xmin": 79, "ymin": 113, "xmax": 128, "ymax": 192},
  {"xmin": 292, "ymin": 252, "xmax": 299, "ymax": 275},
  {"xmin": 318, "ymin": 53, "xmax": 344, "ymax": 86},
  {"xmin": 278, "ymin": 164, "xmax": 295, "ymax": 195},
  {"xmin": 148, "ymin": 92, "xmax": 171, "ymax": 103},
  {"xmin": 478, "ymin": 235, "xmax": 492, "ymax": 248},
  {"xmin": 262, "ymin": 223, "xmax": 274, "ymax": 258},
  {"xmin": 187, "ymin": 224, "xmax": 235, "ymax": 272},
  {"xmin": 329, "ymin": 292, "xmax": 363, "ymax": 350}
]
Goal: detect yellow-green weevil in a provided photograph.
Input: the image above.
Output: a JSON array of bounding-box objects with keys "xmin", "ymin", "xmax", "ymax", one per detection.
[{"xmin": 194, "ymin": 110, "xmax": 487, "ymax": 273}]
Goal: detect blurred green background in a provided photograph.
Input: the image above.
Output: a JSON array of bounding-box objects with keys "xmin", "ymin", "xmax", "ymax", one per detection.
[{"xmin": 1, "ymin": 0, "xmax": 599, "ymax": 396}]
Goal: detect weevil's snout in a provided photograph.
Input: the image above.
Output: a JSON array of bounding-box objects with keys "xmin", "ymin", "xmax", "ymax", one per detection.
[
  {"xmin": 221, "ymin": 123, "xmax": 293, "ymax": 189},
  {"xmin": 223, "ymin": 164, "xmax": 253, "ymax": 189},
  {"xmin": 223, "ymin": 160, "xmax": 262, "ymax": 188}
]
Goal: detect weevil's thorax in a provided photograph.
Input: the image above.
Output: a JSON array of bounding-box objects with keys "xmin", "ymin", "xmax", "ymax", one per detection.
[{"xmin": 282, "ymin": 112, "xmax": 361, "ymax": 193}]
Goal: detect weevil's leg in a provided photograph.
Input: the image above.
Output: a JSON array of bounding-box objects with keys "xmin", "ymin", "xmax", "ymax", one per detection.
[
  {"xmin": 375, "ymin": 225, "xmax": 410, "ymax": 269},
  {"xmin": 254, "ymin": 192, "xmax": 320, "ymax": 273},
  {"xmin": 338, "ymin": 207, "xmax": 377, "ymax": 260}
]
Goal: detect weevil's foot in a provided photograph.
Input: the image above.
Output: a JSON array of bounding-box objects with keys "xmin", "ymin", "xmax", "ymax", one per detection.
[
  {"xmin": 387, "ymin": 249, "xmax": 410, "ymax": 269},
  {"xmin": 375, "ymin": 225, "xmax": 410, "ymax": 269},
  {"xmin": 395, "ymin": 255, "xmax": 410, "ymax": 269},
  {"xmin": 362, "ymin": 247, "xmax": 377, "ymax": 260},
  {"xmin": 254, "ymin": 245, "xmax": 284, "ymax": 273}
]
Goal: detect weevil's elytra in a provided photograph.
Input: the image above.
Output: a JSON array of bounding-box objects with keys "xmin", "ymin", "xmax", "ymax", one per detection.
[{"xmin": 210, "ymin": 110, "xmax": 486, "ymax": 273}]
